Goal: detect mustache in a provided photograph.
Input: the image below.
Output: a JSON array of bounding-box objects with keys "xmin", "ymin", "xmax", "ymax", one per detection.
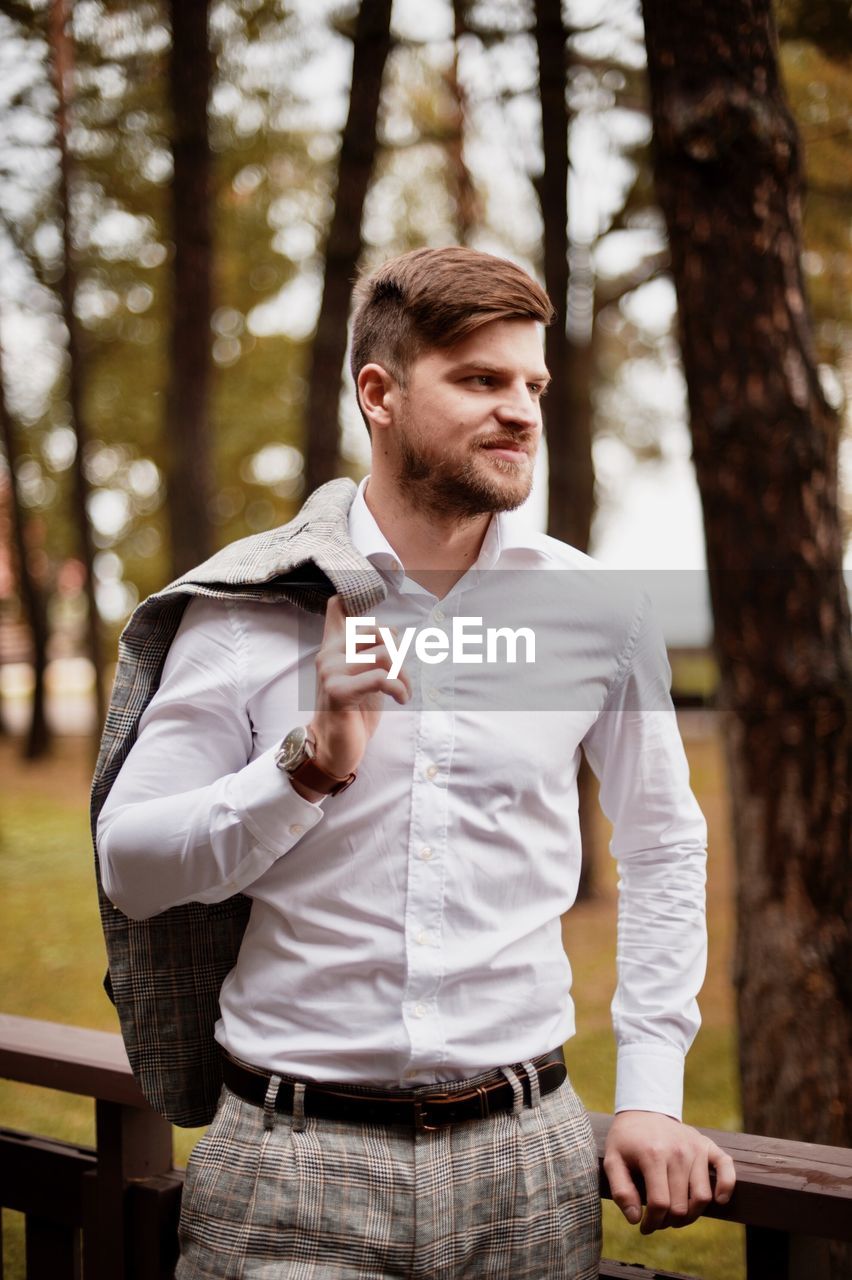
[{"xmin": 475, "ymin": 434, "xmax": 535, "ymax": 454}]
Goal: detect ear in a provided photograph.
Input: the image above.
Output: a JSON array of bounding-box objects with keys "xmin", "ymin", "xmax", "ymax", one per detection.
[{"xmin": 357, "ymin": 363, "xmax": 398, "ymax": 433}]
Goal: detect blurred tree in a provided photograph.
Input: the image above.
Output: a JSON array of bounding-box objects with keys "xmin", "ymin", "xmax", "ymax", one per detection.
[
  {"xmin": 448, "ymin": 0, "xmax": 480, "ymax": 245},
  {"xmin": 533, "ymin": 0, "xmax": 595, "ymax": 554},
  {"xmin": 775, "ymin": 0, "xmax": 851, "ymax": 60},
  {"xmin": 0, "ymin": 325, "xmax": 50, "ymax": 756},
  {"xmin": 165, "ymin": 0, "xmax": 214, "ymax": 577},
  {"xmin": 641, "ymin": 5, "xmax": 851, "ymax": 1273},
  {"xmin": 778, "ymin": 11, "xmax": 852, "ymax": 551},
  {"xmin": 48, "ymin": 0, "xmax": 106, "ymax": 735},
  {"xmin": 533, "ymin": 0, "xmax": 604, "ymax": 899},
  {"xmin": 303, "ymin": 0, "xmax": 393, "ymax": 495},
  {"xmin": 0, "ymin": 1, "xmax": 317, "ymax": 613}
]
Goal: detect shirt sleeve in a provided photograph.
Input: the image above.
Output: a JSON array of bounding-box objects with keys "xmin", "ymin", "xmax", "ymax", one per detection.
[
  {"xmin": 97, "ymin": 596, "xmax": 325, "ymax": 921},
  {"xmin": 581, "ymin": 592, "xmax": 708, "ymax": 1121}
]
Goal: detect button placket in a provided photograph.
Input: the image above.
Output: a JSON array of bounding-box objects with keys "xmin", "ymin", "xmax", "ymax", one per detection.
[{"xmin": 402, "ymin": 684, "xmax": 453, "ymax": 1073}]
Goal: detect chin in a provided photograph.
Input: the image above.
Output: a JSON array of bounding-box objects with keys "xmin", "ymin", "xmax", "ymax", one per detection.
[
  {"xmin": 475, "ymin": 457, "xmax": 532, "ymax": 507},
  {"xmin": 468, "ymin": 472, "xmax": 532, "ymax": 513}
]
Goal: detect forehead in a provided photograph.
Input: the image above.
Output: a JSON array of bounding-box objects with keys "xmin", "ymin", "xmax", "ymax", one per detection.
[{"xmin": 416, "ymin": 317, "xmax": 547, "ymax": 374}]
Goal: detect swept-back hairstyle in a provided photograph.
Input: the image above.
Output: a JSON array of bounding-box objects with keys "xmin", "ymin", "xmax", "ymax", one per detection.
[{"xmin": 349, "ymin": 246, "xmax": 554, "ymax": 429}]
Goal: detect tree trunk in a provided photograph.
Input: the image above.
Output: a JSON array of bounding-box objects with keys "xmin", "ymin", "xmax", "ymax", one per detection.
[
  {"xmin": 448, "ymin": 0, "xmax": 479, "ymax": 246},
  {"xmin": 303, "ymin": 0, "xmax": 393, "ymax": 495},
  {"xmin": 641, "ymin": 7, "xmax": 851, "ymax": 1269},
  {"xmin": 533, "ymin": 0, "xmax": 600, "ymax": 899},
  {"xmin": 165, "ymin": 0, "xmax": 214, "ymax": 577},
  {"xmin": 533, "ymin": 0, "xmax": 594, "ymax": 554},
  {"xmin": 0, "ymin": 329, "xmax": 51, "ymax": 758},
  {"xmin": 48, "ymin": 0, "xmax": 106, "ymax": 740}
]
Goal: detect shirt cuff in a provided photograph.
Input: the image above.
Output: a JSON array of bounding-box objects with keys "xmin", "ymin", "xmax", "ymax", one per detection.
[
  {"xmin": 232, "ymin": 746, "xmax": 325, "ymax": 859},
  {"xmin": 614, "ymin": 1043, "xmax": 685, "ymax": 1120}
]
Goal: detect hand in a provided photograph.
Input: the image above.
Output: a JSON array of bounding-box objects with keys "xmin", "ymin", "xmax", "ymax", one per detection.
[
  {"xmin": 305, "ymin": 596, "xmax": 411, "ymax": 787},
  {"xmin": 604, "ymin": 1110, "xmax": 736, "ymax": 1234}
]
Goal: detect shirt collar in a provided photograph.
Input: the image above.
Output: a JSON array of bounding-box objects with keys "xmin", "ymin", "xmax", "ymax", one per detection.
[
  {"xmin": 347, "ymin": 478, "xmax": 406, "ymax": 590},
  {"xmin": 347, "ymin": 476, "xmax": 555, "ymax": 590}
]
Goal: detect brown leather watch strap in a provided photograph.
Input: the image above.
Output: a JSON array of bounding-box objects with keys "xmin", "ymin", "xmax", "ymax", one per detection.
[{"xmin": 290, "ymin": 755, "xmax": 356, "ymax": 797}]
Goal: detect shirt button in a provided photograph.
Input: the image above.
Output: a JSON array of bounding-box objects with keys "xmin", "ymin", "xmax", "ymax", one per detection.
[
  {"xmin": 419, "ymin": 845, "xmax": 433, "ymax": 860},
  {"xmin": 433, "ymin": 608, "xmax": 445, "ymax": 622},
  {"xmin": 414, "ymin": 1003, "xmax": 427, "ymax": 1018},
  {"xmin": 289, "ymin": 824, "xmax": 305, "ymax": 836},
  {"xmin": 425, "ymin": 764, "xmax": 438, "ymax": 780},
  {"xmin": 415, "ymin": 929, "xmax": 429, "ymax": 945},
  {"xmin": 426, "ymin": 687, "xmax": 440, "ymax": 702}
]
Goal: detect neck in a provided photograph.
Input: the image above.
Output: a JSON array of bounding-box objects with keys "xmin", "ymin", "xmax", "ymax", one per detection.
[{"xmin": 363, "ymin": 475, "xmax": 492, "ymax": 598}]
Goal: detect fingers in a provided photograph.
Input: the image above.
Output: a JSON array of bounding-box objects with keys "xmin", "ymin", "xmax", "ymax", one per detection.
[
  {"xmin": 323, "ymin": 667, "xmax": 411, "ymax": 707},
  {"xmin": 603, "ymin": 1150, "xmax": 642, "ymax": 1226},
  {"xmin": 682, "ymin": 1150, "xmax": 713, "ymax": 1226},
  {"xmin": 322, "ymin": 594, "xmax": 348, "ymax": 640},
  {"xmin": 319, "ymin": 644, "xmax": 412, "ymax": 701},
  {"xmin": 318, "ymin": 602, "xmax": 411, "ymax": 691},
  {"xmin": 617, "ymin": 1139, "xmax": 736, "ymax": 1237},
  {"xmin": 640, "ymin": 1149, "xmax": 684, "ymax": 1234},
  {"xmin": 710, "ymin": 1144, "xmax": 736, "ymax": 1206}
]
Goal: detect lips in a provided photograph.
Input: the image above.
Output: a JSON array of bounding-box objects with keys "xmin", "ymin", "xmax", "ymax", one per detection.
[{"xmin": 478, "ymin": 439, "xmax": 530, "ymax": 456}]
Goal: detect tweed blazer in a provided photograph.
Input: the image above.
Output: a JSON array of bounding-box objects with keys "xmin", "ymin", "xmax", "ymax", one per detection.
[{"xmin": 91, "ymin": 478, "xmax": 387, "ymax": 1126}]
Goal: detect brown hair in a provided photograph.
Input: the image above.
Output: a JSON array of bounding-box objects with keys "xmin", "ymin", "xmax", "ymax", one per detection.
[{"xmin": 349, "ymin": 246, "xmax": 554, "ymax": 426}]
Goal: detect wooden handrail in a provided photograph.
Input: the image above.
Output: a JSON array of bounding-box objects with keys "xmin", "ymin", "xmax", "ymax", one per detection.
[
  {"xmin": 2, "ymin": 1013, "xmax": 851, "ymax": 1279},
  {"xmin": 589, "ymin": 1114, "xmax": 852, "ymax": 1242},
  {"xmin": 0, "ymin": 1012, "xmax": 146, "ymax": 1107}
]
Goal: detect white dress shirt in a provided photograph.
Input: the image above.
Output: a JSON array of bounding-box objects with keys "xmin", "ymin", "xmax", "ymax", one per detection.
[{"xmin": 98, "ymin": 479, "xmax": 707, "ymax": 1118}]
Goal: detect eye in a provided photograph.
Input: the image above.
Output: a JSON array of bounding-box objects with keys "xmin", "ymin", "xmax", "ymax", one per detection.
[
  {"xmin": 472, "ymin": 374, "xmax": 495, "ymax": 387},
  {"xmin": 529, "ymin": 382, "xmax": 548, "ymax": 398}
]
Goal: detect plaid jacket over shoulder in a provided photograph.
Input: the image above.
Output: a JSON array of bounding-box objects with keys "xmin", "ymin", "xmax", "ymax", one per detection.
[{"xmin": 91, "ymin": 478, "xmax": 387, "ymax": 1126}]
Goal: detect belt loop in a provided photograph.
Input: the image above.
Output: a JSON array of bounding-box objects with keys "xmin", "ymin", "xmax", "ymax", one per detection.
[
  {"xmin": 263, "ymin": 1073, "xmax": 282, "ymax": 1131},
  {"xmin": 499, "ymin": 1064, "xmax": 525, "ymax": 1115},
  {"xmin": 291, "ymin": 1080, "xmax": 307, "ymax": 1132},
  {"xmin": 522, "ymin": 1060, "xmax": 541, "ymax": 1110}
]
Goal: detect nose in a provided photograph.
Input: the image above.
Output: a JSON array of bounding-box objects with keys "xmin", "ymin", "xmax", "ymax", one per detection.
[{"xmin": 494, "ymin": 382, "xmax": 540, "ymax": 432}]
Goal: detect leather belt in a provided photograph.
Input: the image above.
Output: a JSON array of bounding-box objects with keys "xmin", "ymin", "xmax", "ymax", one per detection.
[{"xmin": 221, "ymin": 1047, "xmax": 567, "ymax": 1132}]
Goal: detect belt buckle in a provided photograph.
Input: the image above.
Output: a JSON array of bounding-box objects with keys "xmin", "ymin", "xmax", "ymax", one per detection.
[{"xmin": 413, "ymin": 1099, "xmax": 439, "ymax": 1132}]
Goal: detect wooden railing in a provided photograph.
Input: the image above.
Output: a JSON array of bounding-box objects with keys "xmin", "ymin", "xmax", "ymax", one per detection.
[
  {"xmin": 1, "ymin": 1014, "xmax": 850, "ymax": 1279},
  {"xmin": 0, "ymin": 1015, "xmax": 180, "ymax": 1279}
]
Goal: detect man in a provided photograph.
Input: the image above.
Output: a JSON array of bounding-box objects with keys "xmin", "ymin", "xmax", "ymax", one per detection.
[{"xmin": 97, "ymin": 246, "xmax": 735, "ymax": 1279}]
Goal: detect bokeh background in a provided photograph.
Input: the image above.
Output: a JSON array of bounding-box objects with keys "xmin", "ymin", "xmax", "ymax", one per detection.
[{"xmin": 0, "ymin": 1, "xmax": 850, "ymax": 1277}]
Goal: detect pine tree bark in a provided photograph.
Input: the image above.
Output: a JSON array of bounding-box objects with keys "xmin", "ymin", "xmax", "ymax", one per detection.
[
  {"xmin": 641, "ymin": 7, "xmax": 851, "ymax": 1268},
  {"xmin": 48, "ymin": 0, "xmax": 106, "ymax": 739},
  {"xmin": 533, "ymin": 0, "xmax": 600, "ymax": 899},
  {"xmin": 0, "ymin": 331, "xmax": 50, "ymax": 758},
  {"xmin": 448, "ymin": 0, "xmax": 479, "ymax": 245},
  {"xmin": 303, "ymin": 0, "xmax": 393, "ymax": 494},
  {"xmin": 533, "ymin": 0, "xmax": 594, "ymax": 554},
  {"xmin": 165, "ymin": 0, "xmax": 214, "ymax": 577}
]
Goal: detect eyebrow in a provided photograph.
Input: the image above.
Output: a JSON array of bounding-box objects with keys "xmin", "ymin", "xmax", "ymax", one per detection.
[{"xmin": 450, "ymin": 360, "xmax": 552, "ymax": 387}]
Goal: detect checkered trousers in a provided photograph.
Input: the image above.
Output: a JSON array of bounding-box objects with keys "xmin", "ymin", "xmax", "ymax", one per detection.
[{"xmin": 176, "ymin": 1068, "xmax": 601, "ymax": 1279}]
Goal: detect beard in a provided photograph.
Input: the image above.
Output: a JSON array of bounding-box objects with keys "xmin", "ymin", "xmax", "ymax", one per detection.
[{"xmin": 395, "ymin": 418, "xmax": 536, "ymax": 520}]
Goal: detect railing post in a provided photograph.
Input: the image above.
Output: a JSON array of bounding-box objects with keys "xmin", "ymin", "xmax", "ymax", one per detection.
[
  {"xmin": 789, "ymin": 1233, "xmax": 833, "ymax": 1279},
  {"xmin": 126, "ymin": 1174, "xmax": 185, "ymax": 1280},
  {"xmin": 746, "ymin": 1225, "xmax": 790, "ymax": 1279},
  {"xmin": 87, "ymin": 1099, "xmax": 173, "ymax": 1280},
  {"xmin": 24, "ymin": 1216, "xmax": 82, "ymax": 1279},
  {"xmin": 746, "ymin": 1225, "xmax": 833, "ymax": 1280}
]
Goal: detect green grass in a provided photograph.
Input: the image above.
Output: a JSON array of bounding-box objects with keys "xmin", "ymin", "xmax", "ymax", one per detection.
[{"xmin": 1, "ymin": 729, "xmax": 745, "ymax": 1278}]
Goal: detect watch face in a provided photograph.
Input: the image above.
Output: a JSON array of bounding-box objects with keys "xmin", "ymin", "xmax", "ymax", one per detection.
[{"xmin": 279, "ymin": 725, "xmax": 308, "ymax": 771}]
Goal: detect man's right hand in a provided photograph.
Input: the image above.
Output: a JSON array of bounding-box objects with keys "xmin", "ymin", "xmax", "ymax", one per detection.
[{"xmin": 292, "ymin": 596, "xmax": 411, "ymax": 801}]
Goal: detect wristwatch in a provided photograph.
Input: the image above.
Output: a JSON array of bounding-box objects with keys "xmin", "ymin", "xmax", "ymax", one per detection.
[{"xmin": 275, "ymin": 726, "xmax": 356, "ymax": 796}]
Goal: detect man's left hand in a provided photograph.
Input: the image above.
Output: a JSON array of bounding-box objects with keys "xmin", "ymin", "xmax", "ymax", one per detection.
[{"xmin": 603, "ymin": 1110, "xmax": 736, "ymax": 1234}]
